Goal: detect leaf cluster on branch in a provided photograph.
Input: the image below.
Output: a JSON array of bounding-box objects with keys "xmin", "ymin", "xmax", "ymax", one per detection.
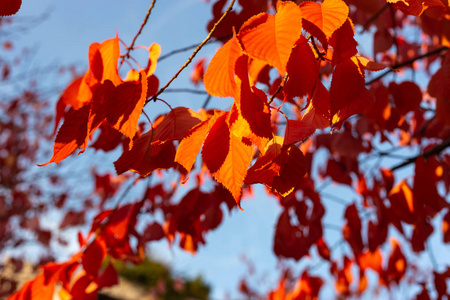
[{"xmin": 2, "ymin": 0, "xmax": 450, "ymax": 299}]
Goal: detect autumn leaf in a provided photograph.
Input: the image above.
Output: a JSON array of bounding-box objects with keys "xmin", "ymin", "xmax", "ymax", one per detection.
[
  {"xmin": 238, "ymin": 1, "xmax": 302, "ymax": 74},
  {"xmin": 204, "ymin": 31, "xmax": 242, "ymax": 97},
  {"xmin": 283, "ymin": 119, "xmax": 316, "ymax": 146},
  {"xmin": 175, "ymin": 120, "xmax": 210, "ymax": 174},
  {"xmin": 212, "ymin": 133, "xmax": 253, "ymax": 206},
  {"xmin": 38, "ymin": 105, "xmax": 91, "ymax": 166},
  {"xmin": 245, "ymin": 137, "xmax": 307, "ymax": 197},
  {"xmin": 53, "ymin": 76, "xmax": 92, "ymax": 134},
  {"xmin": 329, "ymin": 57, "xmax": 365, "ymax": 118},
  {"xmin": 284, "ymin": 36, "xmax": 319, "ymax": 100},
  {"xmin": 88, "ymin": 35, "xmax": 122, "ymax": 86},
  {"xmin": 114, "ymin": 129, "xmax": 176, "ymax": 176},
  {"xmin": 388, "ymin": 81, "xmax": 422, "ymax": 115},
  {"xmin": 302, "ymin": 81, "xmax": 331, "ymax": 129},
  {"xmin": 0, "ymin": 0, "xmax": 21, "ymax": 16},
  {"xmin": 104, "ymin": 70, "xmax": 148, "ymax": 143},
  {"xmin": 300, "ymin": 0, "xmax": 349, "ymax": 38},
  {"xmin": 234, "ymin": 55, "xmax": 272, "ymax": 139},
  {"xmin": 329, "ymin": 18, "xmax": 358, "ymax": 66}
]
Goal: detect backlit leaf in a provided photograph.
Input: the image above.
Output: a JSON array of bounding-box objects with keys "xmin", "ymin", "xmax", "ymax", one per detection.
[
  {"xmin": 204, "ymin": 31, "xmax": 242, "ymax": 97},
  {"xmin": 239, "ymin": 1, "xmax": 302, "ymax": 74},
  {"xmin": 300, "ymin": 0, "xmax": 349, "ymax": 38},
  {"xmin": 212, "ymin": 133, "xmax": 253, "ymax": 206},
  {"xmin": 105, "ymin": 70, "xmax": 148, "ymax": 143}
]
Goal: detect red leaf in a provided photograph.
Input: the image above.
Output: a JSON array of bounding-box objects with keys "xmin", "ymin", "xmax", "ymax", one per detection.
[
  {"xmin": 235, "ymin": 55, "xmax": 272, "ymax": 139},
  {"xmin": 302, "ymin": 81, "xmax": 331, "ymax": 129},
  {"xmin": 0, "ymin": 0, "xmax": 21, "ymax": 16},
  {"xmin": 283, "ymin": 120, "xmax": 316, "ymax": 146},
  {"xmin": 59, "ymin": 210, "xmax": 86, "ymax": 229},
  {"xmin": 114, "ymin": 130, "xmax": 176, "ymax": 176},
  {"xmin": 389, "ymin": 81, "xmax": 422, "ymax": 115},
  {"xmin": 96, "ymin": 264, "xmax": 119, "ymax": 290},
  {"xmin": 105, "ymin": 70, "xmax": 148, "ymax": 143},
  {"xmin": 141, "ymin": 222, "xmax": 165, "ymax": 243},
  {"xmin": 329, "ymin": 57, "xmax": 365, "ymax": 118},
  {"xmin": 245, "ymin": 137, "xmax": 307, "ymax": 197},
  {"xmin": 284, "ymin": 36, "xmax": 319, "ymax": 100},
  {"xmin": 82, "ymin": 239, "xmax": 105, "ymax": 277},
  {"xmin": 38, "ymin": 105, "xmax": 91, "ymax": 166},
  {"xmin": 329, "ymin": 18, "xmax": 358, "ymax": 66},
  {"xmin": 202, "ymin": 112, "xmax": 230, "ymax": 174}
]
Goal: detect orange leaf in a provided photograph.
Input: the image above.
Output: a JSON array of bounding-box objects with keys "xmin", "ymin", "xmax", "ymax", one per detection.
[
  {"xmin": 356, "ymin": 55, "xmax": 389, "ymax": 71},
  {"xmin": 175, "ymin": 120, "xmax": 210, "ymax": 174},
  {"xmin": 204, "ymin": 31, "xmax": 242, "ymax": 97},
  {"xmin": 144, "ymin": 43, "xmax": 161, "ymax": 77},
  {"xmin": 38, "ymin": 105, "xmax": 91, "ymax": 166},
  {"xmin": 284, "ymin": 36, "xmax": 319, "ymax": 100},
  {"xmin": 0, "ymin": 0, "xmax": 21, "ymax": 16},
  {"xmin": 105, "ymin": 70, "xmax": 148, "ymax": 143},
  {"xmin": 8, "ymin": 272, "xmax": 55, "ymax": 300},
  {"xmin": 299, "ymin": 0, "xmax": 349, "ymax": 38},
  {"xmin": 239, "ymin": 1, "xmax": 302, "ymax": 74},
  {"xmin": 234, "ymin": 55, "xmax": 272, "ymax": 139},
  {"xmin": 53, "ymin": 76, "xmax": 93, "ymax": 134},
  {"xmin": 212, "ymin": 133, "xmax": 253, "ymax": 206}
]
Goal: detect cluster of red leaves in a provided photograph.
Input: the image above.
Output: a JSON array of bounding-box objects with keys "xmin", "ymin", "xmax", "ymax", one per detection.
[{"xmin": 7, "ymin": 0, "xmax": 450, "ymax": 299}]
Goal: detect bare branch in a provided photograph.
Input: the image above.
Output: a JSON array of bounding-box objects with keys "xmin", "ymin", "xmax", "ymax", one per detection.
[
  {"xmin": 391, "ymin": 137, "xmax": 450, "ymax": 171},
  {"xmin": 120, "ymin": 0, "xmax": 157, "ymax": 66},
  {"xmin": 365, "ymin": 46, "xmax": 449, "ymax": 85},
  {"xmin": 148, "ymin": 0, "xmax": 236, "ymax": 104}
]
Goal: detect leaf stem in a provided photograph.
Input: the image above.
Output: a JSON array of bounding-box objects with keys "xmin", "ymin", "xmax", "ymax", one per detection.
[
  {"xmin": 268, "ymin": 73, "xmax": 289, "ymax": 105},
  {"xmin": 148, "ymin": 0, "xmax": 236, "ymax": 104}
]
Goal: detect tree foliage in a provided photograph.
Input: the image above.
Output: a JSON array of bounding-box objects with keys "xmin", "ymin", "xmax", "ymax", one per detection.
[{"xmin": 2, "ymin": 0, "xmax": 450, "ymax": 299}]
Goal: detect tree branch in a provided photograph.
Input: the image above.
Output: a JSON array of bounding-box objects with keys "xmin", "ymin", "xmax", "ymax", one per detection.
[
  {"xmin": 120, "ymin": 0, "xmax": 157, "ymax": 66},
  {"xmin": 361, "ymin": 3, "xmax": 390, "ymax": 32},
  {"xmin": 365, "ymin": 46, "xmax": 449, "ymax": 86},
  {"xmin": 391, "ymin": 137, "xmax": 450, "ymax": 171},
  {"xmin": 148, "ymin": 0, "xmax": 236, "ymax": 104}
]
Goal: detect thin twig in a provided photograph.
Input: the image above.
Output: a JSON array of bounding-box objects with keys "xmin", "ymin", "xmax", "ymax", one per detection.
[
  {"xmin": 159, "ymin": 35, "xmax": 231, "ymax": 62},
  {"xmin": 120, "ymin": 0, "xmax": 157, "ymax": 66},
  {"xmin": 148, "ymin": 0, "xmax": 236, "ymax": 104},
  {"xmin": 202, "ymin": 95, "xmax": 212, "ymax": 109},
  {"xmin": 360, "ymin": 3, "xmax": 390, "ymax": 32},
  {"xmin": 391, "ymin": 137, "xmax": 450, "ymax": 171},
  {"xmin": 365, "ymin": 46, "xmax": 449, "ymax": 85},
  {"xmin": 268, "ymin": 73, "xmax": 289, "ymax": 105},
  {"xmin": 165, "ymin": 88, "xmax": 208, "ymax": 95}
]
